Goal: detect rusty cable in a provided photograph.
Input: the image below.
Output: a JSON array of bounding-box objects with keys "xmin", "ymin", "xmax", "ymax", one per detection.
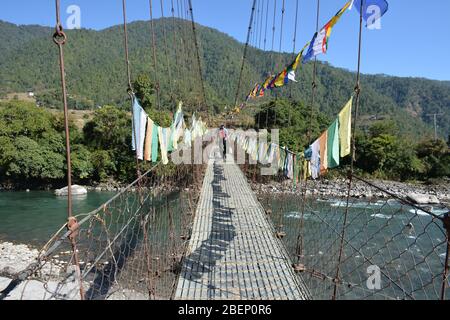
[
  {"xmin": 149, "ymin": 0, "xmax": 161, "ymax": 110},
  {"xmin": 160, "ymin": 0, "xmax": 175, "ymax": 106},
  {"xmin": 122, "ymin": 0, "xmax": 142, "ymax": 180},
  {"xmin": 263, "ymin": 0, "xmax": 269, "ymax": 51},
  {"xmin": 233, "ymin": 0, "xmax": 257, "ymax": 109},
  {"xmin": 53, "ymin": 0, "xmax": 85, "ymax": 300},
  {"xmin": 294, "ymin": 0, "xmax": 320, "ymax": 268},
  {"xmin": 332, "ymin": 0, "xmax": 365, "ymax": 300},
  {"xmin": 187, "ymin": 0, "xmax": 208, "ymax": 113}
]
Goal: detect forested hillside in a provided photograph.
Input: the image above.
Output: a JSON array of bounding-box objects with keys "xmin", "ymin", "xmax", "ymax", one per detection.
[{"xmin": 0, "ymin": 19, "xmax": 449, "ymax": 138}]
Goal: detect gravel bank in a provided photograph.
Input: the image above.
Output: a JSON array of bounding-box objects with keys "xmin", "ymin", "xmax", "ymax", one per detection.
[{"xmin": 252, "ymin": 178, "xmax": 450, "ymax": 205}]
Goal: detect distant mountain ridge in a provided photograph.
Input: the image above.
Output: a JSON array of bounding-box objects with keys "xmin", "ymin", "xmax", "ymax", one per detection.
[{"xmin": 0, "ymin": 19, "xmax": 448, "ymax": 137}]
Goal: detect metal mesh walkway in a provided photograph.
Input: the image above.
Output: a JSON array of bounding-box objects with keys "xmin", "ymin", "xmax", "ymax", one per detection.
[{"xmin": 175, "ymin": 160, "xmax": 310, "ymax": 300}]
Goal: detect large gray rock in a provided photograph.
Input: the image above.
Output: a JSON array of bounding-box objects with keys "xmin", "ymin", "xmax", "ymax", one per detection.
[
  {"xmin": 407, "ymin": 193, "xmax": 440, "ymax": 204},
  {"xmin": 55, "ymin": 185, "xmax": 87, "ymax": 196}
]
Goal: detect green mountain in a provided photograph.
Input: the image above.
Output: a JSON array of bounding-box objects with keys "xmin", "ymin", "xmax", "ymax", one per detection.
[{"xmin": 0, "ymin": 19, "xmax": 448, "ymax": 138}]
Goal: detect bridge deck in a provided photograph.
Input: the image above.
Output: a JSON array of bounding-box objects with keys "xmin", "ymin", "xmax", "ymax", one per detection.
[{"xmin": 175, "ymin": 160, "xmax": 310, "ymax": 300}]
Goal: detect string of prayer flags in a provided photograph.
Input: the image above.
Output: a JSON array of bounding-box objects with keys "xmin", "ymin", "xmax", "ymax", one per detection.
[{"xmin": 303, "ymin": 0, "xmax": 353, "ymax": 63}]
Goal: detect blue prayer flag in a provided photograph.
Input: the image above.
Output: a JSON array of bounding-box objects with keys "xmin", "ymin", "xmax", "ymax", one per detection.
[
  {"xmin": 353, "ymin": 0, "xmax": 389, "ymax": 29},
  {"xmin": 302, "ymin": 32, "xmax": 318, "ymax": 64}
]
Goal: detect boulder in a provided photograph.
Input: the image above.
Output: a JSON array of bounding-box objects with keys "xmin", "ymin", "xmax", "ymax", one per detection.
[
  {"xmin": 55, "ymin": 185, "xmax": 87, "ymax": 196},
  {"xmin": 406, "ymin": 193, "xmax": 440, "ymax": 205}
]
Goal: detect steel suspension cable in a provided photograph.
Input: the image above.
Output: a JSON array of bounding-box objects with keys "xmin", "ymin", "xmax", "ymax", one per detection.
[
  {"xmin": 289, "ymin": 0, "xmax": 299, "ymax": 106},
  {"xmin": 271, "ymin": 0, "xmax": 277, "ymax": 53},
  {"xmin": 122, "ymin": 0, "xmax": 133, "ymax": 93},
  {"xmin": 171, "ymin": 0, "xmax": 181, "ymax": 104},
  {"xmin": 263, "ymin": 0, "xmax": 270, "ymax": 51},
  {"xmin": 253, "ymin": 0, "xmax": 259, "ymax": 47},
  {"xmin": 272, "ymin": 0, "xmax": 285, "ymax": 124},
  {"xmin": 257, "ymin": 0, "xmax": 263, "ymax": 48},
  {"xmin": 149, "ymin": 0, "xmax": 161, "ymax": 110},
  {"xmin": 259, "ymin": 0, "xmax": 265, "ymax": 49},
  {"xmin": 233, "ymin": 0, "xmax": 257, "ymax": 108},
  {"xmin": 122, "ymin": 0, "xmax": 141, "ymax": 180},
  {"xmin": 53, "ymin": 0, "xmax": 85, "ymax": 300},
  {"xmin": 187, "ymin": 0, "xmax": 208, "ymax": 112},
  {"xmin": 266, "ymin": 0, "xmax": 277, "ymax": 128},
  {"xmin": 308, "ymin": 0, "xmax": 320, "ymax": 144},
  {"xmin": 333, "ymin": 0, "xmax": 365, "ymax": 300},
  {"xmin": 182, "ymin": 0, "xmax": 199, "ymax": 108},
  {"xmin": 292, "ymin": 0, "xmax": 299, "ymax": 55},
  {"xmin": 254, "ymin": 0, "xmax": 261, "ymax": 48},
  {"xmin": 294, "ymin": 0, "xmax": 320, "ymax": 270},
  {"xmin": 278, "ymin": 0, "xmax": 285, "ymax": 53},
  {"xmin": 257, "ymin": 0, "xmax": 267, "ymax": 128},
  {"xmin": 180, "ymin": 0, "xmax": 194, "ymax": 95},
  {"xmin": 160, "ymin": 0, "xmax": 175, "ymax": 105},
  {"xmin": 176, "ymin": 0, "xmax": 190, "ymax": 97}
]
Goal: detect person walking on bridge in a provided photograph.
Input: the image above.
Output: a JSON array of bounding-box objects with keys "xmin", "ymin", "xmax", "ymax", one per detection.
[{"xmin": 219, "ymin": 125, "xmax": 229, "ymax": 160}]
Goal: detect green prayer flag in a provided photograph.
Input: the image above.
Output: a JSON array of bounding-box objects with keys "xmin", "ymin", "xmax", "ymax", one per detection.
[
  {"xmin": 152, "ymin": 125, "xmax": 159, "ymax": 163},
  {"xmin": 168, "ymin": 125, "xmax": 174, "ymax": 152},
  {"xmin": 327, "ymin": 119, "xmax": 340, "ymax": 168}
]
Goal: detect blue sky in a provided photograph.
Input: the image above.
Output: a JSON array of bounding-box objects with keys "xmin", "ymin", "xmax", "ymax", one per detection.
[{"xmin": 0, "ymin": 0, "xmax": 449, "ymax": 81}]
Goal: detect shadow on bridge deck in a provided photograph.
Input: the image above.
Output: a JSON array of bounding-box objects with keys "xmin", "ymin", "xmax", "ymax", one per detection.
[{"xmin": 179, "ymin": 162, "xmax": 237, "ymax": 296}]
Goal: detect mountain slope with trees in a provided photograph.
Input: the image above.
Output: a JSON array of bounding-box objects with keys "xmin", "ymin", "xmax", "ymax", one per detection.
[{"xmin": 0, "ymin": 19, "xmax": 448, "ymax": 138}]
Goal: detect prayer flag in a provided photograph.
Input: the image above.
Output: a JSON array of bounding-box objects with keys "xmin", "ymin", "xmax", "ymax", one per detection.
[
  {"xmin": 303, "ymin": 0, "xmax": 352, "ymax": 63},
  {"xmin": 338, "ymin": 97, "xmax": 353, "ymax": 157},
  {"xmin": 327, "ymin": 119, "xmax": 340, "ymax": 168},
  {"xmin": 319, "ymin": 131, "xmax": 328, "ymax": 175},
  {"xmin": 353, "ymin": 0, "xmax": 389, "ymax": 29}
]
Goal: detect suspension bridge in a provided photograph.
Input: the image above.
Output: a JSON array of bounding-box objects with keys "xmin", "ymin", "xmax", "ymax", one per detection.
[
  {"xmin": 0, "ymin": 0, "xmax": 449, "ymax": 301},
  {"xmin": 175, "ymin": 159, "xmax": 310, "ymax": 300}
]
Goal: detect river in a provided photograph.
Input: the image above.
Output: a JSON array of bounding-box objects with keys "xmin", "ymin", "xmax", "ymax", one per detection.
[
  {"xmin": 263, "ymin": 195, "xmax": 449, "ymax": 299},
  {"xmin": 0, "ymin": 191, "xmax": 116, "ymax": 246},
  {"xmin": 0, "ymin": 190, "xmax": 448, "ymax": 299}
]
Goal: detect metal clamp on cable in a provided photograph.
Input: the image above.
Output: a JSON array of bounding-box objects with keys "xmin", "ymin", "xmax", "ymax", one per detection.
[
  {"xmin": 53, "ymin": 24, "xmax": 67, "ymax": 45},
  {"xmin": 127, "ymin": 86, "xmax": 134, "ymax": 98},
  {"xmin": 67, "ymin": 216, "xmax": 80, "ymax": 241}
]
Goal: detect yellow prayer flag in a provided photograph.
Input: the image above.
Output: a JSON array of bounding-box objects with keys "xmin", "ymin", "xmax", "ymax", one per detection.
[
  {"xmin": 274, "ymin": 69, "xmax": 287, "ymax": 87},
  {"xmin": 303, "ymin": 160, "xmax": 311, "ymax": 180},
  {"xmin": 338, "ymin": 97, "xmax": 353, "ymax": 157}
]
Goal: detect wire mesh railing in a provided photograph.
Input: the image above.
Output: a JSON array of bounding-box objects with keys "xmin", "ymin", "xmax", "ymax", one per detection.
[
  {"xmin": 249, "ymin": 166, "xmax": 450, "ymax": 300},
  {"xmin": 0, "ymin": 161, "xmax": 205, "ymax": 300}
]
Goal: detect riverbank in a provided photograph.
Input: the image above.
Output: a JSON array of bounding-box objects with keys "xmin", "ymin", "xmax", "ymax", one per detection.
[
  {"xmin": 0, "ymin": 241, "xmax": 147, "ymax": 300},
  {"xmin": 0, "ymin": 241, "xmax": 63, "ymax": 279},
  {"xmin": 251, "ymin": 178, "xmax": 450, "ymax": 205},
  {"xmin": 0, "ymin": 181, "xmax": 128, "ymax": 192},
  {"xmin": 0, "ymin": 179, "xmax": 193, "ymax": 193}
]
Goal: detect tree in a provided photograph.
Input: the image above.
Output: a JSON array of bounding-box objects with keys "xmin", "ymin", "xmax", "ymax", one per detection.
[
  {"xmin": 416, "ymin": 139, "xmax": 450, "ymax": 179},
  {"xmin": 254, "ymin": 98, "xmax": 330, "ymax": 153},
  {"xmin": 71, "ymin": 145, "xmax": 94, "ymax": 181},
  {"xmin": 356, "ymin": 121, "xmax": 426, "ymax": 180},
  {"xmin": 83, "ymin": 105, "xmax": 130, "ymax": 150},
  {"xmin": 90, "ymin": 150, "xmax": 116, "ymax": 182},
  {"xmin": 133, "ymin": 74, "xmax": 156, "ymax": 111},
  {"xmin": 1, "ymin": 136, "xmax": 65, "ymax": 180},
  {"xmin": 368, "ymin": 120, "xmax": 397, "ymax": 138}
]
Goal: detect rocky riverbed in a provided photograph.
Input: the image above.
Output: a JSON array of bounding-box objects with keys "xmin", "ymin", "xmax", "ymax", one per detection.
[
  {"xmin": 0, "ymin": 242, "xmax": 60, "ymax": 277},
  {"xmin": 0, "ymin": 242, "xmax": 151, "ymax": 300},
  {"xmin": 251, "ymin": 178, "xmax": 450, "ymax": 205}
]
